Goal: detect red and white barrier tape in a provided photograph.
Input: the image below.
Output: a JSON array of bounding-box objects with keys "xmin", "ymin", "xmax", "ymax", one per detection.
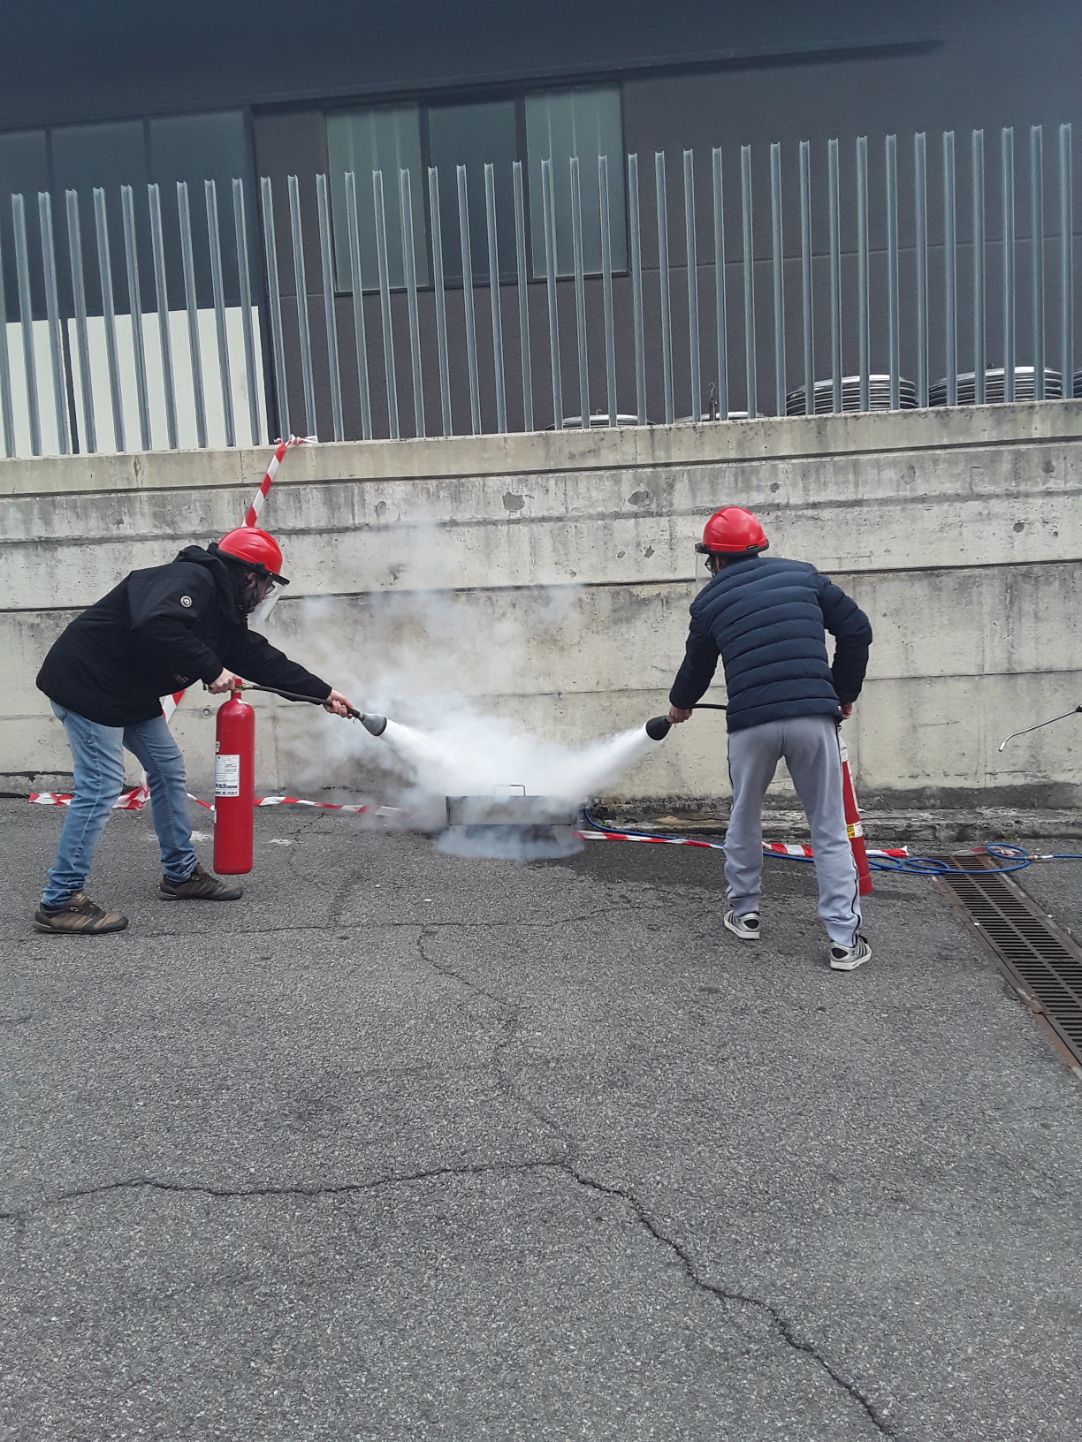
[
  {"xmin": 27, "ymin": 789, "xmax": 909, "ymax": 858},
  {"xmin": 244, "ymin": 435, "xmax": 316, "ymax": 528},
  {"xmin": 581, "ymin": 829, "xmax": 909, "ymax": 859}
]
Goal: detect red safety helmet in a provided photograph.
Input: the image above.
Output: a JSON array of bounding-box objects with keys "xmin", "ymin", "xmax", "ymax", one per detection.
[
  {"xmin": 695, "ymin": 506, "xmax": 769, "ymax": 556},
  {"xmin": 216, "ymin": 527, "xmax": 290, "ymax": 585}
]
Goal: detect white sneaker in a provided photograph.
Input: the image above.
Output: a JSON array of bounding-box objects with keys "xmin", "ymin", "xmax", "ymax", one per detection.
[
  {"xmin": 724, "ymin": 909, "xmax": 761, "ymax": 941},
  {"xmin": 829, "ymin": 935, "xmax": 872, "ymax": 971}
]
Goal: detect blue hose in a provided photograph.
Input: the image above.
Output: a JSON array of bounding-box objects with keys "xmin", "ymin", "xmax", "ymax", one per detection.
[{"xmin": 580, "ymin": 808, "xmax": 1082, "ymax": 877}]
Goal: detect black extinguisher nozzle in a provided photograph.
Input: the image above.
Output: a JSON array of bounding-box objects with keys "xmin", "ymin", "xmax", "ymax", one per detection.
[
  {"xmin": 645, "ymin": 715, "xmax": 672, "ymax": 741},
  {"xmin": 360, "ymin": 713, "xmax": 388, "ymax": 737}
]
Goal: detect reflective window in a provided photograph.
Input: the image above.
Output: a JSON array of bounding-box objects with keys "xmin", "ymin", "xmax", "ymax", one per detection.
[
  {"xmin": 526, "ymin": 86, "xmax": 626, "ymax": 278},
  {"xmin": 429, "ymin": 99, "xmax": 518, "ymax": 285},
  {"xmin": 328, "ymin": 106, "xmax": 426, "ymax": 292}
]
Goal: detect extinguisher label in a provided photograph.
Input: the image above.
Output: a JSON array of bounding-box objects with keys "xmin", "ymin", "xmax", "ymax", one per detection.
[{"xmin": 214, "ymin": 753, "xmax": 241, "ymax": 798}]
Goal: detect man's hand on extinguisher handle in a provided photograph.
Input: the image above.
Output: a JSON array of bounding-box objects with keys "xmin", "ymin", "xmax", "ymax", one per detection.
[
  {"xmin": 208, "ymin": 669, "xmax": 238, "ymax": 694},
  {"xmin": 323, "ymin": 688, "xmax": 356, "ymax": 718}
]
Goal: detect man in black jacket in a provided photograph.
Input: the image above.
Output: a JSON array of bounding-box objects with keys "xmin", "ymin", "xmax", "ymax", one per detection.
[
  {"xmin": 667, "ymin": 506, "xmax": 874, "ymax": 971},
  {"xmin": 34, "ymin": 527, "xmax": 354, "ymax": 936}
]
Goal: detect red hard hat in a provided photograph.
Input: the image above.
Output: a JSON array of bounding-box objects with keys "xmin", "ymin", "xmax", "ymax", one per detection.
[
  {"xmin": 216, "ymin": 527, "xmax": 289, "ymax": 584},
  {"xmin": 695, "ymin": 506, "xmax": 769, "ymax": 556}
]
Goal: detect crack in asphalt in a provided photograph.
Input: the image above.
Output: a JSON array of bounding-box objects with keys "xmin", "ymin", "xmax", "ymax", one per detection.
[
  {"xmin": 560, "ymin": 1163, "xmax": 895, "ymax": 1438},
  {"xmin": 1, "ymin": 1155, "xmax": 893, "ymax": 1435}
]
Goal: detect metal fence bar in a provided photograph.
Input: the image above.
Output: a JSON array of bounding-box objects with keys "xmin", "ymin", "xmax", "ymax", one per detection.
[
  {"xmin": 148, "ymin": 183, "xmax": 178, "ymax": 449},
  {"xmin": 740, "ymin": 145, "xmax": 756, "ymax": 418},
  {"xmin": 0, "ymin": 223, "xmax": 13, "ymax": 457},
  {"xmin": 799, "ymin": 140, "xmax": 813, "ymax": 416},
  {"xmin": 456, "ymin": 164, "xmax": 481, "ymax": 434},
  {"xmin": 541, "ymin": 157, "xmax": 563, "ymax": 429},
  {"xmin": 177, "ymin": 181, "xmax": 207, "ymax": 447},
  {"xmin": 287, "ymin": 174, "xmax": 317, "ymax": 436},
  {"xmin": 64, "ymin": 191, "xmax": 94, "ymax": 453},
  {"xmin": 914, "ymin": 134, "xmax": 928, "ymax": 408},
  {"xmin": 232, "ymin": 178, "xmax": 262, "ymax": 444},
  {"xmin": 344, "ymin": 173, "xmax": 374, "ymax": 441},
  {"xmin": 886, "ymin": 134, "xmax": 900, "ymax": 409},
  {"xmin": 484, "ymin": 162, "xmax": 507, "ymax": 435},
  {"xmin": 856, "ymin": 136, "xmax": 870, "ymax": 411},
  {"xmin": 569, "ymin": 155, "xmax": 590, "ymax": 425},
  {"xmin": 1060, "ymin": 124, "xmax": 1073, "ymax": 397},
  {"xmin": 316, "ymin": 172, "xmax": 345, "ymax": 440},
  {"xmin": 770, "ymin": 141, "xmax": 785, "ymax": 417},
  {"xmin": 972, "ymin": 130, "xmax": 986, "ymax": 405},
  {"xmin": 1002, "ymin": 127, "xmax": 1016, "ymax": 403},
  {"xmin": 512, "ymin": 161, "xmax": 533, "ymax": 432},
  {"xmin": 628, "ymin": 153, "xmax": 646, "ymax": 423},
  {"xmin": 372, "ymin": 169, "xmax": 399, "ymax": 440},
  {"xmin": 204, "ymin": 179, "xmax": 235, "ymax": 448},
  {"xmin": 92, "ymin": 187, "xmax": 125, "ymax": 452},
  {"xmin": 12, "ymin": 194, "xmax": 42, "ymax": 454},
  {"xmin": 398, "ymin": 167, "xmax": 425, "ymax": 438},
  {"xmin": 943, "ymin": 132, "xmax": 957, "ymax": 408},
  {"xmin": 38, "ymin": 191, "xmax": 71, "ymax": 454},
  {"xmin": 828, "ymin": 139, "xmax": 842, "ymax": 413},
  {"xmin": 259, "ymin": 176, "xmax": 290, "ymax": 441},
  {"xmin": 684, "ymin": 149, "xmax": 701, "ymax": 422},
  {"xmin": 119, "ymin": 186, "xmax": 150, "ymax": 450},
  {"xmin": 1031, "ymin": 125, "xmax": 1045, "ymax": 399},
  {"xmin": 712, "ymin": 147, "xmax": 729, "ymax": 419},
  {"xmin": 655, "ymin": 151, "xmax": 674, "ymax": 425},
  {"xmin": 599, "ymin": 155, "xmax": 618, "ymax": 426},
  {"xmin": 426, "ymin": 167, "xmax": 451, "ymax": 437}
]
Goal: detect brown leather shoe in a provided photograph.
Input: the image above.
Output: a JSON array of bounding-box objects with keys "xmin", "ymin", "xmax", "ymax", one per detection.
[
  {"xmin": 33, "ymin": 891, "xmax": 129, "ymax": 935},
  {"xmin": 159, "ymin": 862, "xmax": 242, "ymax": 901}
]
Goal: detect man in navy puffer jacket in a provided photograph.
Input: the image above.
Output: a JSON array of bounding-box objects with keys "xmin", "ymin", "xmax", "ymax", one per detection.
[{"xmin": 667, "ymin": 506, "xmax": 874, "ymax": 970}]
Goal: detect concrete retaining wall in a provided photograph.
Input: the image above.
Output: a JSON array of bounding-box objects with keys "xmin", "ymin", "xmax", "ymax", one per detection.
[{"xmin": 2, "ymin": 403, "xmax": 1080, "ymax": 809}]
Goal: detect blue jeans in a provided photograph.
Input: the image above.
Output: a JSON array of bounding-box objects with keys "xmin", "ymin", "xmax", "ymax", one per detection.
[{"xmin": 42, "ymin": 703, "xmax": 197, "ymax": 908}]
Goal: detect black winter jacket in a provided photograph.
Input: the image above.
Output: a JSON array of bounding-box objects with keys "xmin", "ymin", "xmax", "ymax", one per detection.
[
  {"xmin": 669, "ymin": 554, "xmax": 872, "ymax": 732},
  {"xmin": 37, "ymin": 545, "xmax": 331, "ymax": 726}
]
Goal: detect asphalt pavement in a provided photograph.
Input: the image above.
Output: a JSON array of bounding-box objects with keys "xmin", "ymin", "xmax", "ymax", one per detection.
[{"xmin": 2, "ymin": 801, "xmax": 1081, "ymax": 1442}]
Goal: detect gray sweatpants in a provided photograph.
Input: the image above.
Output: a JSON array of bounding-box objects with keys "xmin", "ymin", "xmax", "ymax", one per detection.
[{"xmin": 725, "ymin": 715, "xmax": 861, "ymax": 948}]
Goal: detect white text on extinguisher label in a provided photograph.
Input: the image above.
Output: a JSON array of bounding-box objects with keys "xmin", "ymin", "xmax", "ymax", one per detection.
[{"xmin": 214, "ymin": 753, "xmax": 241, "ymax": 798}]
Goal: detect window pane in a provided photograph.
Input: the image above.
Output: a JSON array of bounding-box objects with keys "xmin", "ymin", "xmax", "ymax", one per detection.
[
  {"xmin": 328, "ymin": 106, "xmax": 426, "ymax": 292},
  {"xmin": 53, "ymin": 120, "xmax": 147, "ymax": 316},
  {"xmin": 429, "ymin": 99, "xmax": 517, "ymax": 286},
  {"xmin": 150, "ymin": 111, "xmax": 252, "ymax": 308},
  {"xmin": 526, "ymin": 86, "xmax": 626, "ymax": 279},
  {"xmin": 0, "ymin": 129, "xmax": 49, "ymax": 320}
]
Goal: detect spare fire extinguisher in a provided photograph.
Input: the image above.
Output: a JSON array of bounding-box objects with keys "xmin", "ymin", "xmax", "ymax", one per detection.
[
  {"xmin": 838, "ymin": 728, "xmax": 873, "ymax": 897},
  {"xmin": 214, "ymin": 682, "xmax": 255, "ymax": 875}
]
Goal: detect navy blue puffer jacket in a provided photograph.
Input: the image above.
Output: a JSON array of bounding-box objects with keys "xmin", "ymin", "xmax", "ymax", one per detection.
[{"xmin": 668, "ymin": 555, "xmax": 872, "ymax": 732}]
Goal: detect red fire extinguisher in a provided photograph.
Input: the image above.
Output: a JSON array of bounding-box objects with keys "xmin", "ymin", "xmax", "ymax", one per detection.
[
  {"xmin": 214, "ymin": 682, "xmax": 255, "ymax": 875},
  {"xmin": 838, "ymin": 728, "xmax": 873, "ymax": 897}
]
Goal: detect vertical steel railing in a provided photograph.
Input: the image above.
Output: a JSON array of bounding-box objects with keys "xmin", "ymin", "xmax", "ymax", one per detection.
[
  {"xmin": 856, "ymin": 135, "xmax": 870, "ymax": 411},
  {"xmin": 1031, "ymin": 125, "xmax": 1045, "ymax": 399},
  {"xmin": 426, "ymin": 166, "xmax": 451, "ymax": 437},
  {"xmin": 1002, "ymin": 127, "xmax": 1016, "ymax": 402},
  {"xmin": 769, "ymin": 141, "xmax": 785, "ymax": 417},
  {"xmin": 1060, "ymin": 124, "xmax": 1074, "ymax": 398},
  {"xmin": 457, "ymin": 164, "xmax": 481, "ymax": 433},
  {"xmin": 943, "ymin": 132, "xmax": 958, "ymax": 408},
  {"xmin": 628, "ymin": 153, "xmax": 646, "ymax": 423},
  {"xmin": 317, "ymin": 171, "xmax": 345, "ymax": 440},
  {"xmin": 799, "ymin": 140, "xmax": 813, "ymax": 416},
  {"xmin": 512, "ymin": 161, "xmax": 534, "ymax": 432},
  {"xmin": 684, "ymin": 149, "xmax": 701, "ymax": 422},
  {"xmin": 972, "ymin": 130, "xmax": 987, "ymax": 406},
  {"xmin": 740, "ymin": 144, "xmax": 756, "ymax": 417},
  {"xmin": 655, "ymin": 151, "xmax": 674, "ymax": 425},
  {"xmin": 712, "ymin": 147, "xmax": 729, "ymax": 419},
  {"xmin": 39, "ymin": 191, "xmax": 71, "ymax": 454}
]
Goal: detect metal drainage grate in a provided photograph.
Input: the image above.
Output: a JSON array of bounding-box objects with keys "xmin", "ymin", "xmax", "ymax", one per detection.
[{"xmin": 936, "ymin": 862, "xmax": 1082, "ymax": 1071}]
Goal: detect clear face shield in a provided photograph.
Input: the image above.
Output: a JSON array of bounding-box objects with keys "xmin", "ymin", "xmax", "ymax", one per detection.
[{"xmin": 246, "ymin": 574, "xmax": 285, "ymax": 626}]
